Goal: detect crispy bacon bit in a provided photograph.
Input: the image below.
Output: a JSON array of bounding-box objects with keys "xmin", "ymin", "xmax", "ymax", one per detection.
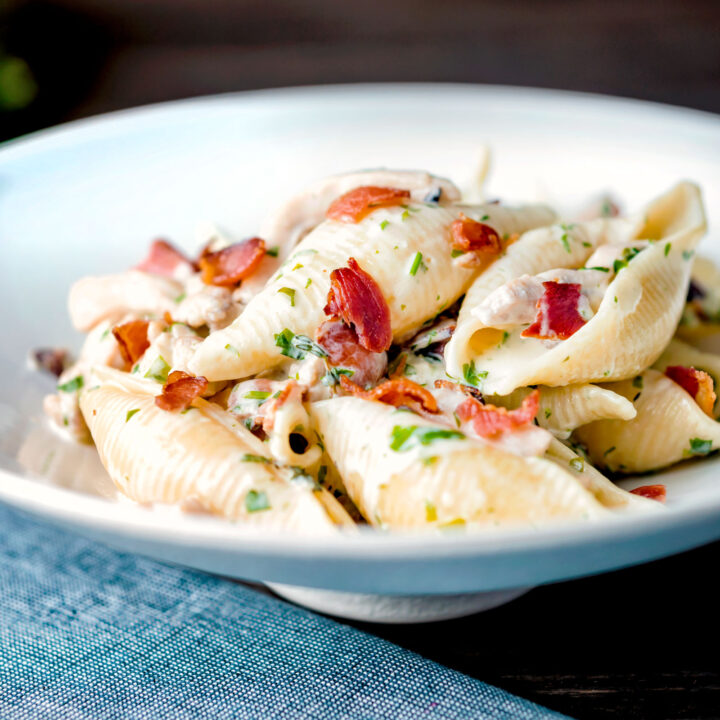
[
  {"xmin": 324, "ymin": 258, "xmax": 392, "ymax": 353},
  {"xmin": 450, "ymin": 213, "xmax": 503, "ymax": 255},
  {"xmin": 155, "ymin": 370, "xmax": 208, "ymax": 412},
  {"xmin": 262, "ymin": 380, "xmax": 300, "ymax": 433},
  {"xmin": 456, "ymin": 389, "xmax": 540, "ymax": 438},
  {"xmin": 326, "ymin": 186, "xmax": 411, "ymax": 223},
  {"xmin": 112, "ymin": 320, "xmax": 150, "ymax": 366},
  {"xmin": 665, "ymin": 365, "xmax": 716, "ymax": 416},
  {"xmin": 32, "ymin": 348, "xmax": 69, "ymax": 377},
  {"xmin": 629, "ymin": 484, "xmax": 666, "ymax": 503},
  {"xmin": 434, "ymin": 379, "xmax": 483, "ymax": 401},
  {"xmin": 521, "ymin": 282, "xmax": 587, "ymax": 340},
  {"xmin": 340, "ymin": 375, "xmax": 438, "ymax": 414},
  {"xmin": 198, "ymin": 237, "xmax": 266, "ymax": 287},
  {"xmin": 135, "ymin": 239, "xmax": 194, "ymax": 277},
  {"xmin": 316, "ymin": 318, "xmax": 387, "ymax": 387}
]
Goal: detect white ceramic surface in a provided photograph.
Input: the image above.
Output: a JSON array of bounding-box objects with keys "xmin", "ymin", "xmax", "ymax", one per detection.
[{"xmin": 2, "ymin": 84, "xmax": 720, "ymax": 607}]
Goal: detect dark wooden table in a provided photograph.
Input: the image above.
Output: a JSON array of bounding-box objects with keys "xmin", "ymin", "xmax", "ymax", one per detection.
[{"xmin": 4, "ymin": 1, "xmax": 720, "ymax": 717}]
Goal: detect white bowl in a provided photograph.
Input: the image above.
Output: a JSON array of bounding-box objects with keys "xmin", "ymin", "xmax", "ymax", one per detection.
[{"xmin": 2, "ymin": 84, "xmax": 720, "ymax": 622}]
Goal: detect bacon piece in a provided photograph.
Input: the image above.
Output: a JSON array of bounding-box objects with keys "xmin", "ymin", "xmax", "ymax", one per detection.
[
  {"xmin": 340, "ymin": 375, "xmax": 438, "ymax": 414},
  {"xmin": 434, "ymin": 379, "xmax": 483, "ymax": 401},
  {"xmin": 450, "ymin": 214, "xmax": 503, "ymax": 254},
  {"xmin": 112, "ymin": 320, "xmax": 150, "ymax": 366},
  {"xmin": 32, "ymin": 348, "xmax": 69, "ymax": 377},
  {"xmin": 316, "ymin": 319, "xmax": 387, "ymax": 387},
  {"xmin": 324, "ymin": 258, "xmax": 392, "ymax": 353},
  {"xmin": 198, "ymin": 237, "xmax": 266, "ymax": 287},
  {"xmin": 665, "ymin": 365, "xmax": 716, "ymax": 416},
  {"xmin": 326, "ymin": 186, "xmax": 411, "ymax": 223},
  {"xmin": 135, "ymin": 239, "xmax": 194, "ymax": 277},
  {"xmin": 521, "ymin": 282, "xmax": 587, "ymax": 340},
  {"xmin": 456, "ymin": 389, "xmax": 540, "ymax": 438},
  {"xmin": 155, "ymin": 371, "xmax": 208, "ymax": 412},
  {"xmin": 629, "ymin": 484, "xmax": 666, "ymax": 503}
]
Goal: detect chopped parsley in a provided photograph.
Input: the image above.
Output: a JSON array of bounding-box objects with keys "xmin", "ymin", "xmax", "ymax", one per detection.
[
  {"xmin": 682, "ymin": 250, "xmax": 694, "ymax": 261},
  {"xmin": 409, "ymin": 252, "xmax": 426, "ymax": 276},
  {"xmin": 225, "ymin": 343, "xmax": 241, "ymax": 356},
  {"xmin": 58, "ymin": 375, "xmax": 84, "ymax": 393},
  {"xmin": 582, "ymin": 266, "xmax": 610, "ymax": 272},
  {"xmin": 603, "ymin": 446, "xmax": 616, "ymax": 457},
  {"xmin": 318, "ymin": 465, "xmax": 328, "ymax": 484},
  {"xmin": 481, "ymin": 214, "xmax": 490, "ymax": 221},
  {"xmin": 266, "ymin": 246, "xmax": 280, "ymax": 257},
  {"xmin": 451, "ymin": 249, "xmax": 466, "ymax": 258},
  {"xmin": 569, "ymin": 458, "xmax": 584, "ymax": 472},
  {"xmin": 632, "ymin": 375, "xmax": 643, "ymax": 389},
  {"xmin": 559, "ymin": 224, "xmax": 575, "ymax": 253},
  {"xmin": 243, "ymin": 390, "xmax": 271, "ymax": 401},
  {"xmin": 274, "ymin": 328, "xmax": 328, "ymax": 360},
  {"xmin": 687, "ymin": 438, "xmax": 712, "ymax": 456},
  {"xmin": 401, "ymin": 209, "xmax": 410, "ymax": 221},
  {"xmin": 174, "ymin": 292, "xmax": 186, "ymax": 304},
  {"xmin": 321, "ymin": 367, "xmax": 355, "ymax": 386},
  {"xmin": 144, "ymin": 356, "xmax": 170, "ymax": 383},
  {"xmin": 305, "ymin": 278, "xmax": 312, "ymax": 288},
  {"xmin": 241, "ymin": 454, "xmax": 271, "ymax": 464},
  {"xmin": 544, "ymin": 408, "xmax": 552, "ymax": 419},
  {"xmin": 100, "ymin": 328, "xmax": 111, "ymax": 340},
  {"xmin": 613, "ymin": 246, "xmax": 642, "ymax": 274},
  {"xmin": 462, "ymin": 360, "xmax": 487, "ymax": 387},
  {"xmin": 390, "ymin": 425, "xmax": 464, "ymax": 452},
  {"xmin": 380, "ymin": 219, "xmax": 390, "ymax": 230},
  {"xmin": 277, "ymin": 287, "xmax": 296, "ymax": 306},
  {"xmin": 664, "ymin": 243, "xmax": 671, "ymax": 257},
  {"xmin": 125, "ymin": 409, "xmax": 140, "ymax": 422},
  {"xmin": 245, "ymin": 489, "xmax": 271, "ymax": 512}
]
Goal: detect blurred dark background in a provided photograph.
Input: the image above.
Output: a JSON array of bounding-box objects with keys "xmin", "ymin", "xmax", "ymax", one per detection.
[{"xmin": 1, "ymin": 0, "xmax": 719, "ymax": 142}]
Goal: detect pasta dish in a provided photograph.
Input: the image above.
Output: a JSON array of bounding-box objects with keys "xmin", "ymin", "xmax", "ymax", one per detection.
[{"xmin": 36, "ymin": 168, "xmax": 714, "ymax": 534}]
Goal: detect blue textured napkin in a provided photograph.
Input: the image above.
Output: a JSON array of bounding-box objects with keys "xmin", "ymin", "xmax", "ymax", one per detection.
[{"xmin": 0, "ymin": 503, "xmax": 569, "ymax": 719}]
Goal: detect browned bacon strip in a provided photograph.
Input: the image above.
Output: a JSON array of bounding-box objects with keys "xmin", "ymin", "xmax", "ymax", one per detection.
[
  {"xmin": 326, "ymin": 186, "xmax": 410, "ymax": 223},
  {"xmin": 155, "ymin": 371, "xmax": 208, "ymax": 412},
  {"xmin": 112, "ymin": 320, "xmax": 150, "ymax": 366},
  {"xmin": 456, "ymin": 390, "xmax": 540, "ymax": 438},
  {"xmin": 199, "ymin": 238, "xmax": 266, "ymax": 286}
]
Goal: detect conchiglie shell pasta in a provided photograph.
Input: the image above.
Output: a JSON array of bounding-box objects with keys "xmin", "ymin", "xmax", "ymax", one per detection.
[
  {"xmin": 190, "ymin": 202, "xmax": 556, "ymax": 381},
  {"xmin": 488, "ymin": 384, "xmax": 636, "ymax": 439},
  {"xmin": 446, "ymin": 182, "xmax": 706, "ymax": 395},
  {"xmin": 79, "ymin": 368, "xmax": 353, "ymax": 533},
  {"xmin": 574, "ymin": 368, "xmax": 720, "ymax": 474},
  {"xmin": 445, "ymin": 215, "xmax": 643, "ymax": 378},
  {"xmin": 311, "ymin": 397, "xmax": 611, "ymax": 529}
]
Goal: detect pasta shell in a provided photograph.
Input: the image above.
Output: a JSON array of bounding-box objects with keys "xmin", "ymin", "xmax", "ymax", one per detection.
[
  {"xmin": 79, "ymin": 368, "xmax": 353, "ymax": 533},
  {"xmin": 574, "ymin": 368, "xmax": 720, "ymax": 473},
  {"xmin": 311, "ymin": 396, "xmax": 612, "ymax": 529},
  {"xmin": 190, "ymin": 202, "xmax": 556, "ymax": 381},
  {"xmin": 69, "ymin": 271, "xmax": 182, "ymax": 332},
  {"xmin": 445, "ymin": 215, "xmax": 643, "ymax": 378},
  {"xmin": 488, "ymin": 384, "xmax": 636, "ymax": 439},
  {"xmin": 446, "ymin": 182, "xmax": 706, "ymax": 394},
  {"xmin": 676, "ymin": 256, "xmax": 720, "ymax": 350}
]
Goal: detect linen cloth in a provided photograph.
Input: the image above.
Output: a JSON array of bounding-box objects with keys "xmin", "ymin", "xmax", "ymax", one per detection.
[{"xmin": 0, "ymin": 503, "xmax": 570, "ymax": 719}]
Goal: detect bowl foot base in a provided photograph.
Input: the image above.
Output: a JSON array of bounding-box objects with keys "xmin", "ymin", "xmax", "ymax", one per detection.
[{"xmin": 266, "ymin": 584, "xmax": 530, "ymax": 623}]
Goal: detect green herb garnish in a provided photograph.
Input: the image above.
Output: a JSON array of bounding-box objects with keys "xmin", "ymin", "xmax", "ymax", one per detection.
[
  {"xmin": 664, "ymin": 243, "xmax": 671, "ymax": 257},
  {"xmin": 687, "ymin": 438, "xmax": 712, "ymax": 456},
  {"xmin": 390, "ymin": 425, "xmax": 464, "ymax": 452},
  {"xmin": 266, "ymin": 246, "xmax": 280, "ymax": 257},
  {"xmin": 58, "ymin": 375, "xmax": 84, "ymax": 393},
  {"xmin": 632, "ymin": 375, "xmax": 643, "ymax": 389},
  {"xmin": 569, "ymin": 458, "xmax": 584, "ymax": 472},
  {"xmin": 321, "ymin": 367, "xmax": 355, "ymax": 386},
  {"xmin": 243, "ymin": 390, "xmax": 271, "ymax": 401},
  {"xmin": 241, "ymin": 454, "xmax": 271, "ymax": 464},
  {"xmin": 144, "ymin": 356, "xmax": 170, "ymax": 383},
  {"xmin": 274, "ymin": 328, "xmax": 328, "ymax": 360},
  {"xmin": 277, "ymin": 287, "xmax": 296, "ymax": 306},
  {"xmin": 462, "ymin": 360, "xmax": 487, "ymax": 387},
  {"xmin": 245, "ymin": 489, "xmax": 271, "ymax": 512},
  {"xmin": 225, "ymin": 344, "xmax": 241, "ymax": 356},
  {"xmin": 409, "ymin": 252, "xmax": 426, "ymax": 276},
  {"xmin": 125, "ymin": 409, "xmax": 140, "ymax": 422}
]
